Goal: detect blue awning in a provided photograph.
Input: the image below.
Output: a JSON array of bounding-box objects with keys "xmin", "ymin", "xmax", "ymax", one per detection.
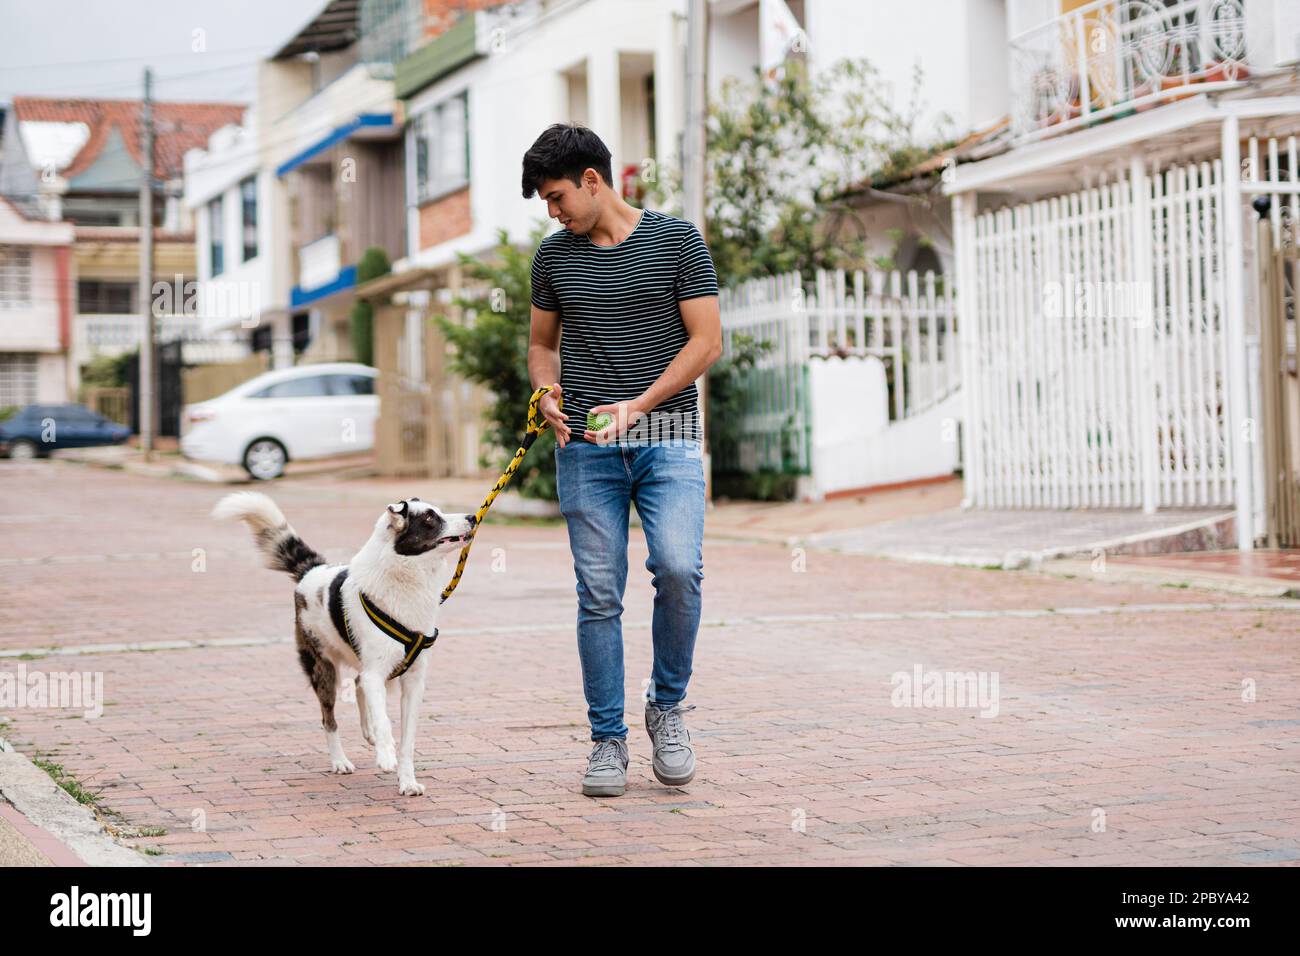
[
  {"xmin": 276, "ymin": 114, "xmax": 394, "ymax": 177},
  {"xmin": 291, "ymin": 264, "xmax": 358, "ymax": 308}
]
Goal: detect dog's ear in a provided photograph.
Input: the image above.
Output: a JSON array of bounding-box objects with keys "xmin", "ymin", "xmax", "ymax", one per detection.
[{"xmin": 386, "ymin": 500, "xmax": 409, "ymax": 532}]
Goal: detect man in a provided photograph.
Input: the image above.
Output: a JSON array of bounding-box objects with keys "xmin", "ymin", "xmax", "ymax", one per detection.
[{"xmin": 523, "ymin": 123, "xmax": 722, "ymax": 797}]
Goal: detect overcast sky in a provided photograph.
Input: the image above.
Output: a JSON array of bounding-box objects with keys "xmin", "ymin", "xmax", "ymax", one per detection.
[{"xmin": 0, "ymin": 0, "xmax": 327, "ymax": 106}]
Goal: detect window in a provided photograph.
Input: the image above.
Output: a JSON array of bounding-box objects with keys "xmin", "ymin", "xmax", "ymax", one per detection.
[
  {"xmin": 0, "ymin": 353, "xmax": 38, "ymax": 406},
  {"xmin": 240, "ymin": 177, "xmax": 258, "ymax": 262},
  {"xmin": 52, "ymin": 405, "xmax": 99, "ymax": 426},
  {"xmin": 208, "ymin": 196, "xmax": 224, "ymax": 277},
  {"xmin": 64, "ymin": 208, "xmax": 124, "ymax": 226},
  {"xmin": 250, "ymin": 376, "xmax": 331, "ymax": 399},
  {"xmin": 0, "ymin": 246, "xmax": 32, "ymax": 310},
  {"xmin": 413, "ymin": 90, "xmax": 469, "ymax": 203},
  {"xmin": 326, "ymin": 374, "xmax": 375, "ymax": 396},
  {"xmin": 77, "ymin": 280, "xmax": 135, "ymax": 314}
]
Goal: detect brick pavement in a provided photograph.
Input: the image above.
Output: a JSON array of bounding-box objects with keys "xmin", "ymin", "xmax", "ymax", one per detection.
[{"xmin": 1, "ymin": 459, "xmax": 1298, "ymax": 865}]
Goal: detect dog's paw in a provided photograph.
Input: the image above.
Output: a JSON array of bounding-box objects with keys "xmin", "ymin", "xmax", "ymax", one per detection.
[
  {"xmin": 331, "ymin": 757, "xmax": 355, "ymax": 774},
  {"xmin": 375, "ymin": 747, "xmax": 397, "ymax": 772},
  {"xmin": 398, "ymin": 778, "xmax": 426, "ymax": 797},
  {"xmin": 360, "ymin": 729, "xmax": 376, "ymax": 747}
]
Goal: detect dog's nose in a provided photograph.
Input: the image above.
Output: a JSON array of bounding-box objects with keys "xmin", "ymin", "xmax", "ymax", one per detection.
[{"xmin": 467, "ymin": 514, "xmax": 477, "ymax": 528}]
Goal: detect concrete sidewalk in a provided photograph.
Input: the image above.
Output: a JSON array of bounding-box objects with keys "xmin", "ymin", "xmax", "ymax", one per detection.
[
  {"xmin": 0, "ymin": 739, "xmax": 143, "ymax": 866},
  {"xmin": 0, "ymin": 801, "xmax": 59, "ymax": 865}
]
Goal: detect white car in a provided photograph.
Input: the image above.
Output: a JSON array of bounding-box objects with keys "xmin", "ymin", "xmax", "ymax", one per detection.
[{"xmin": 180, "ymin": 362, "xmax": 379, "ymax": 480}]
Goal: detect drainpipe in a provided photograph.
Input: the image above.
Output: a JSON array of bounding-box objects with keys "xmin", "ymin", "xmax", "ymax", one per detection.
[
  {"xmin": 952, "ymin": 191, "xmax": 980, "ymax": 509},
  {"xmin": 1221, "ymin": 114, "xmax": 1256, "ymax": 551},
  {"xmin": 1129, "ymin": 155, "xmax": 1158, "ymax": 514}
]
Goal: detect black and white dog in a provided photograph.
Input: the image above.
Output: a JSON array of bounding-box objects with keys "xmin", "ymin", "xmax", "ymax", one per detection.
[{"xmin": 212, "ymin": 492, "xmax": 475, "ymax": 796}]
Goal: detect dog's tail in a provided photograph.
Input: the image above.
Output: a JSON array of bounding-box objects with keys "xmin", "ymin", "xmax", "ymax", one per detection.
[{"xmin": 211, "ymin": 491, "xmax": 327, "ymax": 583}]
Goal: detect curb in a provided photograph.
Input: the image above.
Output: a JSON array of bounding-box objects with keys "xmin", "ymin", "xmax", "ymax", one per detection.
[
  {"xmin": 0, "ymin": 736, "xmax": 149, "ymax": 867},
  {"xmin": 801, "ymin": 511, "xmax": 1236, "ymax": 570},
  {"xmin": 1039, "ymin": 557, "xmax": 1300, "ymax": 599},
  {"xmin": 51, "ymin": 449, "xmax": 377, "ymax": 485},
  {"xmin": 47, "ymin": 452, "xmax": 567, "ymax": 521}
]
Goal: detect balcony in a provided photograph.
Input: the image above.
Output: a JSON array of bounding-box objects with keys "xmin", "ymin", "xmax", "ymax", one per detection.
[
  {"xmin": 74, "ymin": 314, "xmax": 250, "ymax": 364},
  {"xmin": 293, "ymin": 233, "xmax": 356, "ymax": 307},
  {"xmin": 1009, "ymin": 0, "xmax": 1249, "ymax": 142}
]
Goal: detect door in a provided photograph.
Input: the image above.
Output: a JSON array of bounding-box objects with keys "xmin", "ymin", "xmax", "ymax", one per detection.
[{"xmin": 247, "ymin": 374, "xmax": 335, "ymax": 459}]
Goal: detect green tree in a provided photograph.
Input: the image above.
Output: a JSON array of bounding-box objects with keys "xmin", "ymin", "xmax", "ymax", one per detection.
[
  {"xmin": 432, "ymin": 225, "xmax": 558, "ymax": 500},
  {"xmin": 650, "ymin": 58, "xmax": 950, "ymax": 286},
  {"xmin": 351, "ymin": 246, "xmax": 391, "ymax": 366}
]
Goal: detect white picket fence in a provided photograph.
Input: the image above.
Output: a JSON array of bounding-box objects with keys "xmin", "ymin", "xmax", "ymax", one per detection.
[
  {"xmin": 962, "ymin": 158, "xmax": 1235, "ymax": 510},
  {"xmin": 718, "ymin": 268, "xmax": 961, "ymax": 473}
]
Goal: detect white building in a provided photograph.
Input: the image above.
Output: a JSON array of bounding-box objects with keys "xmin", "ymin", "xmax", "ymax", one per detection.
[
  {"xmin": 392, "ymin": 0, "xmax": 688, "ymax": 273},
  {"xmin": 946, "ymin": 0, "xmax": 1300, "ymax": 548},
  {"xmin": 184, "ymin": 0, "xmax": 406, "ymax": 371},
  {"xmin": 183, "ymin": 109, "xmax": 277, "ymax": 359},
  {"xmin": 0, "ymin": 195, "xmax": 74, "ymax": 406}
]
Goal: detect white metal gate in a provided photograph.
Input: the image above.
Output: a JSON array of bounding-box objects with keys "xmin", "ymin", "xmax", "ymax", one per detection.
[{"xmin": 961, "ymin": 159, "xmax": 1235, "ymax": 510}]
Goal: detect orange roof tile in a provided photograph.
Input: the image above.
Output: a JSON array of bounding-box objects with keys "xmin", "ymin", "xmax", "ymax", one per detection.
[{"xmin": 12, "ymin": 97, "xmax": 247, "ymax": 181}]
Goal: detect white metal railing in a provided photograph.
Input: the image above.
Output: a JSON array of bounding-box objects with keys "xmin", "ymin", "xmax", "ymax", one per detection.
[
  {"xmin": 78, "ymin": 314, "xmax": 216, "ymax": 349},
  {"xmin": 962, "ymin": 158, "xmax": 1238, "ymax": 510},
  {"xmin": 1009, "ymin": 0, "xmax": 1248, "ymax": 141},
  {"xmin": 75, "ymin": 315, "xmax": 251, "ymax": 364},
  {"xmin": 720, "ymin": 268, "xmax": 960, "ymax": 422}
]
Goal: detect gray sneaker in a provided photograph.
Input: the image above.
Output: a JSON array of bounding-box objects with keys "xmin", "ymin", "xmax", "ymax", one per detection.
[
  {"xmin": 582, "ymin": 737, "xmax": 629, "ymax": 797},
  {"xmin": 645, "ymin": 702, "xmax": 696, "ymax": 787}
]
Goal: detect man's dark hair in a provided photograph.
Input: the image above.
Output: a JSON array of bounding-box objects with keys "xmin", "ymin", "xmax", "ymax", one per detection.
[{"xmin": 521, "ymin": 123, "xmax": 613, "ymax": 199}]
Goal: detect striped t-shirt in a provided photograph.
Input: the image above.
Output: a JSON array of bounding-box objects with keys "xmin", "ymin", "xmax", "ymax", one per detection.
[{"xmin": 530, "ymin": 207, "xmax": 718, "ymax": 443}]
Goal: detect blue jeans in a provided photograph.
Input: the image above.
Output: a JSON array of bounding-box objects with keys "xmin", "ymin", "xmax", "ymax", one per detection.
[{"xmin": 554, "ymin": 439, "xmax": 706, "ymax": 741}]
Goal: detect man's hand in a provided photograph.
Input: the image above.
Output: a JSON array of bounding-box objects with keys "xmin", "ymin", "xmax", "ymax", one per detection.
[
  {"xmin": 540, "ymin": 382, "xmax": 571, "ymax": 446},
  {"xmin": 584, "ymin": 399, "xmax": 647, "ymax": 445}
]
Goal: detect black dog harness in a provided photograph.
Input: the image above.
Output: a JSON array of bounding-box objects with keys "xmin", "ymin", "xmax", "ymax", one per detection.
[{"xmin": 327, "ymin": 568, "xmax": 438, "ymax": 681}]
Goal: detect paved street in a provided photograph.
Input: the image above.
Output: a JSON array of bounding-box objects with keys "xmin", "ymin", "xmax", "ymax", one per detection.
[{"xmin": 1, "ymin": 458, "xmax": 1299, "ymax": 866}]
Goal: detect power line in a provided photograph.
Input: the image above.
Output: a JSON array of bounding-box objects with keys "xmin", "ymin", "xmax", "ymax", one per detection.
[
  {"xmin": 6, "ymin": 55, "xmax": 267, "ymax": 98},
  {"xmin": 0, "ymin": 43, "xmax": 279, "ymax": 74}
]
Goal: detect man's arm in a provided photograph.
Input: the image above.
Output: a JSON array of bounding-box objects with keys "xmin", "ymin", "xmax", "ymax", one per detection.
[
  {"xmin": 529, "ymin": 304, "xmax": 562, "ymax": 390},
  {"xmin": 630, "ymin": 294, "xmax": 722, "ymax": 414},
  {"xmin": 529, "ymin": 304, "xmax": 571, "ymax": 443}
]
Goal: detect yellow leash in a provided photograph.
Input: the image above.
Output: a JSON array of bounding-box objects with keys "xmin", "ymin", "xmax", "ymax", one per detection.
[{"xmin": 440, "ymin": 385, "xmax": 560, "ymax": 604}]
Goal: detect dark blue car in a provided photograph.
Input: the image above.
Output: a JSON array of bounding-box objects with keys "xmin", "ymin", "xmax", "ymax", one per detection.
[{"xmin": 0, "ymin": 404, "xmax": 132, "ymax": 459}]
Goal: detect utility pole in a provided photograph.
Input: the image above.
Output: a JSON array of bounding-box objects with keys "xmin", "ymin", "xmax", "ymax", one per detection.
[
  {"xmin": 138, "ymin": 67, "xmax": 155, "ymax": 461},
  {"xmin": 682, "ymin": 0, "xmax": 707, "ymax": 232},
  {"xmin": 682, "ymin": 0, "xmax": 712, "ymax": 499}
]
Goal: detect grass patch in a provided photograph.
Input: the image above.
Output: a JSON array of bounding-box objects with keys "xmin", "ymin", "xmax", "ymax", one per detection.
[
  {"xmin": 33, "ymin": 757, "xmax": 98, "ymax": 806},
  {"xmin": 31, "ymin": 753, "xmax": 161, "ymax": 840}
]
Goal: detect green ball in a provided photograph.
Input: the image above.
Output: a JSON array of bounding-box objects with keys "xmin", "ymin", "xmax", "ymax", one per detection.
[{"xmin": 587, "ymin": 412, "xmax": 614, "ymax": 431}]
